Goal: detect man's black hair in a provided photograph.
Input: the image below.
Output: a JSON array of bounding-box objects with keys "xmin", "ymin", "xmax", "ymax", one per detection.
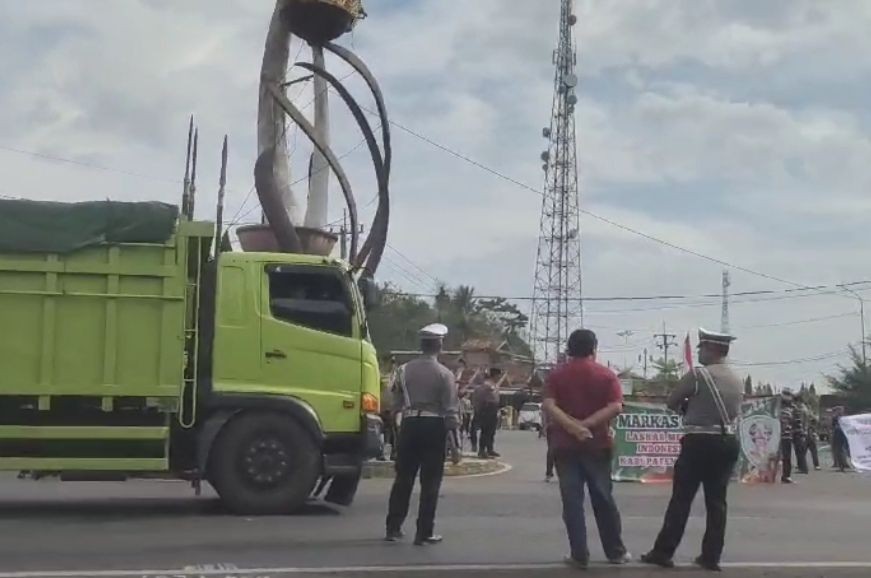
[{"xmin": 567, "ymin": 329, "xmax": 598, "ymax": 358}]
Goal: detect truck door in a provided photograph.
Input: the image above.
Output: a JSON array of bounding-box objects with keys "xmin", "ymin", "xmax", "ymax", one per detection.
[{"xmin": 260, "ymin": 264, "xmax": 362, "ymax": 433}]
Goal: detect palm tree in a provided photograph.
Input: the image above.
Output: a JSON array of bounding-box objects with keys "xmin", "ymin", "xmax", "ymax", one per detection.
[{"xmin": 828, "ymin": 345, "xmax": 871, "ymax": 407}]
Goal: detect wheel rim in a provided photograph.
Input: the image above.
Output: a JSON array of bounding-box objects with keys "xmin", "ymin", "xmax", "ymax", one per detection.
[{"xmin": 239, "ymin": 435, "xmax": 292, "ymax": 488}]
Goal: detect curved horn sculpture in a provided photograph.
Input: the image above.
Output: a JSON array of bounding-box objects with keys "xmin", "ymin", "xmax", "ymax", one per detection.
[
  {"xmin": 293, "ymin": 61, "xmax": 387, "ymax": 272},
  {"xmin": 257, "ymin": 0, "xmax": 300, "ymax": 225},
  {"xmin": 324, "ymin": 43, "xmax": 391, "ymax": 273},
  {"xmin": 266, "ymin": 82, "xmax": 360, "ymax": 262},
  {"xmin": 254, "ymin": 147, "xmax": 304, "ymax": 253}
]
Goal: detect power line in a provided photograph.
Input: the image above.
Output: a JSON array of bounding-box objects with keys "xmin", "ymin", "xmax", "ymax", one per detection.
[
  {"xmin": 359, "ymin": 106, "xmax": 838, "ymax": 293},
  {"xmin": 386, "ymin": 244, "xmax": 441, "ymax": 286},
  {"xmin": 732, "ymin": 350, "xmax": 849, "ymax": 367},
  {"xmin": 0, "ymin": 144, "xmax": 179, "ymax": 185},
  {"xmin": 387, "ymin": 281, "xmax": 871, "ymax": 306},
  {"xmin": 382, "ymin": 255, "xmax": 433, "ymax": 293},
  {"xmin": 740, "ymin": 312, "xmax": 856, "ymax": 330}
]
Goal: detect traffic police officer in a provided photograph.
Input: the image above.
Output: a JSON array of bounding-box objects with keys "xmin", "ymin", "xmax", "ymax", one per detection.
[
  {"xmin": 642, "ymin": 329, "xmax": 743, "ymax": 572},
  {"xmin": 385, "ymin": 323, "xmax": 459, "ymax": 545}
]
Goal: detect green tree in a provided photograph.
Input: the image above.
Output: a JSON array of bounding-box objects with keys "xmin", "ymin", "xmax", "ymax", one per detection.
[
  {"xmin": 367, "ymin": 283, "xmax": 532, "ymax": 358},
  {"xmin": 828, "ymin": 345, "xmax": 871, "ymax": 407},
  {"xmin": 652, "ymin": 357, "xmax": 681, "ymax": 382},
  {"xmin": 744, "ymin": 375, "xmax": 753, "ymax": 396}
]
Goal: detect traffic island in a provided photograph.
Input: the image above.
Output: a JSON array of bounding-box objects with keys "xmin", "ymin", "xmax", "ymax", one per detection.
[{"xmin": 363, "ymin": 454, "xmax": 508, "ymax": 479}]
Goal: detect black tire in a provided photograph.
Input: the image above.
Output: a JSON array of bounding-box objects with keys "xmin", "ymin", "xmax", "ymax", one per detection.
[{"xmin": 208, "ymin": 412, "xmax": 320, "ymax": 515}]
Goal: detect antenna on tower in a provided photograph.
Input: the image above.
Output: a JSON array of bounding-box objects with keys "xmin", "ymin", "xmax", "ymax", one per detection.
[
  {"xmin": 721, "ymin": 270, "xmax": 731, "ymax": 334},
  {"xmin": 530, "ymin": 0, "xmax": 584, "ymax": 366}
]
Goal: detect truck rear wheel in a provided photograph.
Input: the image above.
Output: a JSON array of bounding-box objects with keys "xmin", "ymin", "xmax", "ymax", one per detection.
[{"xmin": 209, "ymin": 412, "xmax": 320, "ymax": 515}]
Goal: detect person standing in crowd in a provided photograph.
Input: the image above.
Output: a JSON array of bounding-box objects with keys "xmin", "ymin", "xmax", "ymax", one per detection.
[
  {"xmin": 473, "ymin": 368, "xmax": 503, "ymax": 459},
  {"xmin": 378, "ymin": 357, "xmax": 399, "ymax": 461},
  {"xmin": 642, "ymin": 329, "xmax": 743, "ymax": 573},
  {"xmin": 542, "ymin": 404, "xmax": 555, "ymax": 483},
  {"xmin": 805, "ymin": 409, "xmax": 821, "ymax": 471},
  {"xmin": 459, "ymin": 391, "xmax": 473, "ymax": 451},
  {"xmin": 385, "ymin": 324, "xmax": 459, "ymax": 545},
  {"xmin": 832, "ymin": 407, "xmax": 851, "ymax": 472},
  {"xmin": 543, "ymin": 329, "xmax": 631, "ymax": 569},
  {"xmin": 793, "ymin": 393, "xmax": 810, "ymax": 475},
  {"xmin": 468, "ymin": 372, "xmax": 484, "ymax": 454},
  {"xmin": 779, "ymin": 390, "xmax": 796, "ymax": 484}
]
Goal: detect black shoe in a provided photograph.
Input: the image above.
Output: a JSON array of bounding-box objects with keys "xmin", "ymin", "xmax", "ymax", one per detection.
[
  {"xmin": 487, "ymin": 451, "xmax": 501, "ymax": 458},
  {"xmin": 695, "ymin": 556, "xmax": 722, "ymax": 572},
  {"xmin": 384, "ymin": 529, "xmax": 404, "ymax": 542},
  {"xmin": 414, "ymin": 534, "xmax": 443, "ymax": 546},
  {"xmin": 477, "ymin": 452, "xmax": 487, "ymax": 459},
  {"xmin": 781, "ymin": 477, "xmax": 794, "ymax": 484},
  {"xmin": 641, "ymin": 551, "xmax": 675, "ymax": 568}
]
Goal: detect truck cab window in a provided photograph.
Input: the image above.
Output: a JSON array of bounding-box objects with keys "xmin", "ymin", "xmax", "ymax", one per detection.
[{"xmin": 268, "ymin": 268, "xmax": 353, "ymax": 337}]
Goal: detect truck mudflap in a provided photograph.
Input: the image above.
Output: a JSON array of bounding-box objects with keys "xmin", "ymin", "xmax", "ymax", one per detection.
[{"xmin": 315, "ymin": 414, "xmax": 382, "ymax": 506}]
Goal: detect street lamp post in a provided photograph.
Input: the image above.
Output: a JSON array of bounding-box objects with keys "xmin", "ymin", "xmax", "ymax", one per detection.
[{"xmin": 839, "ymin": 285, "xmax": 866, "ymax": 365}]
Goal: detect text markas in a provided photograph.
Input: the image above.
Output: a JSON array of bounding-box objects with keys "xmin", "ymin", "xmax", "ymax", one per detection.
[{"xmin": 616, "ymin": 413, "xmax": 682, "ymax": 430}]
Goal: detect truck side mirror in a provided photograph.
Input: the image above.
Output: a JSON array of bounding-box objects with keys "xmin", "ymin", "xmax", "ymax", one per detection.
[{"xmin": 358, "ymin": 274, "xmax": 379, "ymax": 310}]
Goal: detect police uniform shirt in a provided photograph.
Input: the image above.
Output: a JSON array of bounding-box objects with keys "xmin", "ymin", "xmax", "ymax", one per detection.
[
  {"xmin": 392, "ymin": 356, "xmax": 459, "ymax": 429},
  {"xmin": 667, "ymin": 363, "xmax": 743, "ymax": 430}
]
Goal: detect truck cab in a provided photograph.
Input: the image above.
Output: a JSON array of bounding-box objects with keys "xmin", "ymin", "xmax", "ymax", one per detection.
[{"xmin": 202, "ymin": 252, "xmax": 382, "ymax": 513}]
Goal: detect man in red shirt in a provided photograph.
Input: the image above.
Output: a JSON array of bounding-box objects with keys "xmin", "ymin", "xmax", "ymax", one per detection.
[{"xmin": 543, "ymin": 329, "xmax": 630, "ymax": 569}]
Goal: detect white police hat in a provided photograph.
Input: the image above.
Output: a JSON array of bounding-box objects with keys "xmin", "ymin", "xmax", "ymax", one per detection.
[
  {"xmin": 419, "ymin": 323, "xmax": 449, "ymax": 340},
  {"xmin": 698, "ymin": 328, "xmax": 735, "ymax": 345}
]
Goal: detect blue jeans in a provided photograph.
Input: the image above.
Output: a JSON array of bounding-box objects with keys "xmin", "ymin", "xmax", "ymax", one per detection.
[{"xmin": 555, "ymin": 449, "xmax": 626, "ymax": 562}]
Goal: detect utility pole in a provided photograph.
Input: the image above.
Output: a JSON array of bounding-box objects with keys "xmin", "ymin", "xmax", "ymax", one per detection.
[
  {"xmin": 654, "ymin": 322, "xmax": 678, "ymax": 376},
  {"xmin": 616, "ymin": 329, "xmax": 634, "ymax": 371},
  {"xmin": 638, "ymin": 347, "xmax": 650, "ymax": 380},
  {"xmin": 721, "ymin": 270, "xmax": 731, "ymax": 334},
  {"xmin": 839, "ymin": 284, "xmax": 867, "ymax": 365},
  {"xmin": 335, "ymin": 210, "xmax": 364, "ymax": 261}
]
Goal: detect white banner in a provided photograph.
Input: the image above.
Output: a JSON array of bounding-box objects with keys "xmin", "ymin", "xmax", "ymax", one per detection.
[{"xmin": 840, "ymin": 413, "xmax": 871, "ymax": 472}]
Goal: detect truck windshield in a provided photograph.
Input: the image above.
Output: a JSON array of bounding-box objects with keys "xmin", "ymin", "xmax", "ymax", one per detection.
[{"xmin": 268, "ymin": 268, "xmax": 353, "ymax": 337}]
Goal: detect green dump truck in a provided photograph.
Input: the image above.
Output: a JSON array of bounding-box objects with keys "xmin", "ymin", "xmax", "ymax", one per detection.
[{"xmin": 0, "ymin": 199, "xmax": 382, "ymax": 514}]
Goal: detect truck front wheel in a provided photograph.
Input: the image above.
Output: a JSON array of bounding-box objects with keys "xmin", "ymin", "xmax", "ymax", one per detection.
[{"xmin": 209, "ymin": 412, "xmax": 320, "ymax": 515}]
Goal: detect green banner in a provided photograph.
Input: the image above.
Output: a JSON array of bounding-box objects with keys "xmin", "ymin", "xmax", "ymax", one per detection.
[
  {"xmin": 612, "ymin": 402, "xmax": 683, "ymax": 483},
  {"xmin": 612, "ymin": 397, "xmax": 781, "ymax": 484}
]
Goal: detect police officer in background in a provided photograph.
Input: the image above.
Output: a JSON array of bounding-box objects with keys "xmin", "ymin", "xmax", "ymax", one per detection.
[
  {"xmin": 642, "ymin": 329, "xmax": 743, "ymax": 572},
  {"xmin": 385, "ymin": 324, "xmax": 459, "ymax": 545}
]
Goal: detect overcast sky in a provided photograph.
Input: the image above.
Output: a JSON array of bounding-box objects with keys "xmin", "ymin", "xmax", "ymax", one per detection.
[{"xmin": 3, "ymin": 1, "xmax": 871, "ymax": 388}]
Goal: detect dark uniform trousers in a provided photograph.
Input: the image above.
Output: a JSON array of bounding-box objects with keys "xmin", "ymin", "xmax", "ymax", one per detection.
[
  {"xmin": 652, "ymin": 434, "xmax": 740, "ymax": 564},
  {"xmin": 780, "ymin": 437, "xmax": 794, "ymax": 480},
  {"xmin": 804, "ymin": 435, "xmax": 820, "ymax": 470},
  {"xmin": 386, "ymin": 416, "xmax": 447, "ymax": 539},
  {"xmin": 477, "ymin": 404, "xmax": 499, "ymax": 455},
  {"xmin": 793, "ymin": 434, "xmax": 809, "ymax": 474}
]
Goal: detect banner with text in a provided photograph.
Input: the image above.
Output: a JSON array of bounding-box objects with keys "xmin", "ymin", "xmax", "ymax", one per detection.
[
  {"xmin": 840, "ymin": 413, "xmax": 871, "ymax": 472},
  {"xmin": 612, "ymin": 397, "xmax": 781, "ymax": 483}
]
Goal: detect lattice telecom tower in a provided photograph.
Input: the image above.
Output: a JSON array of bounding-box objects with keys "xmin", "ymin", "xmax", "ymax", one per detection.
[{"xmin": 530, "ymin": 0, "xmax": 583, "ymax": 365}]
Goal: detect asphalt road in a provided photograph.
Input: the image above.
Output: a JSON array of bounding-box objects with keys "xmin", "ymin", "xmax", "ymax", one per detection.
[{"xmin": 0, "ymin": 431, "xmax": 868, "ymax": 578}]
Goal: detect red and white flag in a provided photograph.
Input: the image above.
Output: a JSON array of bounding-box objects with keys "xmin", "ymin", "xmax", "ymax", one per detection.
[{"xmin": 683, "ymin": 332, "xmax": 694, "ymax": 370}]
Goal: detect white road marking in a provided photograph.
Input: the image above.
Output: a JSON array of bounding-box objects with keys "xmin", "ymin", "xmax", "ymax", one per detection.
[{"xmin": 4, "ymin": 561, "xmax": 871, "ymax": 577}]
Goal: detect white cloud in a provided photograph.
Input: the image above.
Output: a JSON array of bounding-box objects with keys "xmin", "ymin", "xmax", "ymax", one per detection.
[{"xmin": 3, "ymin": 0, "xmax": 871, "ymax": 386}]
